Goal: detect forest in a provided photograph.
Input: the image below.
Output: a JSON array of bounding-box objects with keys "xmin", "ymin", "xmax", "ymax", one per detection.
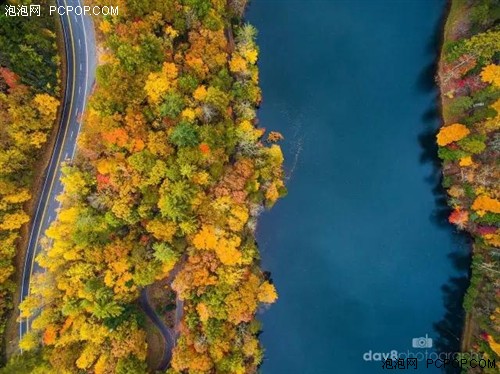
[
  {"xmin": 4, "ymin": 0, "xmax": 498, "ymax": 372},
  {"xmin": 5, "ymin": 0, "xmax": 285, "ymax": 373},
  {"xmin": 437, "ymin": 0, "xmax": 499, "ymax": 371},
  {"xmin": 0, "ymin": 0, "xmax": 60, "ymax": 365}
]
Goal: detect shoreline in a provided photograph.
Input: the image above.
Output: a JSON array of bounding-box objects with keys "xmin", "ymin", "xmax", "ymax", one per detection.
[
  {"xmin": 435, "ymin": 0, "xmax": 500, "ymax": 367},
  {"xmin": 436, "ymin": 0, "xmax": 473, "ymax": 353}
]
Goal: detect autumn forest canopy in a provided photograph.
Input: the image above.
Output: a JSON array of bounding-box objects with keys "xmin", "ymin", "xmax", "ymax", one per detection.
[
  {"xmin": 0, "ymin": 0, "xmax": 60, "ymax": 366},
  {"xmin": 3, "ymin": 0, "xmax": 286, "ymax": 372},
  {"xmin": 437, "ymin": 0, "xmax": 499, "ymax": 370},
  {"xmin": 0, "ymin": 0, "xmax": 499, "ymax": 373}
]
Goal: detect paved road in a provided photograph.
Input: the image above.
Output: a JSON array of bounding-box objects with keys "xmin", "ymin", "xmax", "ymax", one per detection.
[
  {"xmin": 139, "ymin": 289, "xmax": 174, "ymax": 370},
  {"xmin": 140, "ymin": 261, "xmax": 185, "ymax": 370},
  {"xmin": 18, "ymin": 3, "xmax": 181, "ymax": 368},
  {"xmin": 19, "ymin": 0, "xmax": 96, "ymax": 339}
]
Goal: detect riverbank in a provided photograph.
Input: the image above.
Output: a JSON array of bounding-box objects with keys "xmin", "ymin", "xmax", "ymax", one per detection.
[
  {"xmin": 438, "ymin": 0, "xmax": 473, "ymax": 356},
  {"xmin": 437, "ymin": 0, "xmax": 500, "ymax": 371},
  {"xmin": 10, "ymin": 1, "xmax": 284, "ymax": 372}
]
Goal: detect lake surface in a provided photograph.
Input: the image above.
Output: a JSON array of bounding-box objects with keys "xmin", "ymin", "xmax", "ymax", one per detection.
[{"xmin": 247, "ymin": 1, "xmax": 470, "ymax": 373}]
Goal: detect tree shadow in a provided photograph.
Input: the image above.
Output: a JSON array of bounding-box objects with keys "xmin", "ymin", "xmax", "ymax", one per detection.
[
  {"xmin": 417, "ymin": 63, "xmax": 439, "ymax": 93},
  {"xmin": 416, "ymin": 3, "xmax": 471, "ymax": 373},
  {"xmin": 432, "ymin": 250, "xmax": 471, "ymax": 374},
  {"xmin": 418, "ymin": 96, "xmax": 452, "ymax": 229},
  {"xmin": 415, "ymin": 0, "xmax": 445, "ymax": 95}
]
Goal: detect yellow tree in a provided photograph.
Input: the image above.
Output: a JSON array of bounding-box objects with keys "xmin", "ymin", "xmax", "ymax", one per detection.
[
  {"xmin": 480, "ymin": 64, "xmax": 500, "ymax": 87},
  {"xmin": 258, "ymin": 281, "xmax": 278, "ymax": 303},
  {"xmin": 0, "ymin": 211, "xmax": 29, "ymax": 230},
  {"xmin": 144, "ymin": 62, "xmax": 178, "ymax": 104},
  {"xmin": 33, "ymin": 93, "xmax": 59, "ymax": 121}
]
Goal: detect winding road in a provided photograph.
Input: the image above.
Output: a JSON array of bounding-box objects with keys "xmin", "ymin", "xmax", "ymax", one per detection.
[
  {"xmin": 140, "ymin": 289, "xmax": 174, "ymax": 370},
  {"xmin": 18, "ymin": 2, "xmax": 178, "ymax": 369},
  {"xmin": 140, "ymin": 261, "xmax": 185, "ymax": 370},
  {"xmin": 19, "ymin": 0, "xmax": 96, "ymax": 340}
]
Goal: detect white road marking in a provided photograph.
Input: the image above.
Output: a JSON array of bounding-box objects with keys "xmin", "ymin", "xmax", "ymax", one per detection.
[
  {"xmin": 65, "ymin": 152, "xmax": 69, "ymax": 159},
  {"xmin": 79, "ymin": 63, "xmax": 82, "ymax": 71},
  {"xmin": 73, "ymin": 11, "xmax": 91, "ymax": 159},
  {"xmin": 48, "ymin": 214, "xmax": 53, "ymax": 221},
  {"xmin": 71, "ymin": 130, "xmax": 74, "ymax": 138},
  {"xmin": 79, "ymin": 86, "xmax": 81, "ymax": 94},
  {"xmin": 21, "ymin": 0, "xmax": 91, "ymax": 343},
  {"xmin": 78, "ymin": 38, "xmax": 81, "ymax": 47},
  {"xmin": 20, "ymin": 6, "xmax": 73, "ymax": 327}
]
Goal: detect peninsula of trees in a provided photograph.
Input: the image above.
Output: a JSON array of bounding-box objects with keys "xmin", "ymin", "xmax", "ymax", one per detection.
[{"xmin": 8, "ymin": 0, "xmax": 285, "ymax": 373}]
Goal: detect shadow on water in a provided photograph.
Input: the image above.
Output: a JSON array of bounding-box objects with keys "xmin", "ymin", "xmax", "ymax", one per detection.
[
  {"xmin": 433, "ymin": 251, "xmax": 471, "ymax": 374},
  {"xmin": 416, "ymin": 4, "xmax": 471, "ymax": 373},
  {"xmin": 418, "ymin": 98, "xmax": 451, "ymax": 228}
]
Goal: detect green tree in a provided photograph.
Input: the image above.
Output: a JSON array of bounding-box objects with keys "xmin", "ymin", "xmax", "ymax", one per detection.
[
  {"xmin": 178, "ymin": 74, "xmax": 199, "ymax": 94},
  {"xmin": 470, "ymin": 0, "xmax": 500, "ymax": 28},
  {"xmin": 128, "ymin": 151, "xmax": 156, "ymax": 174},
  {"xmin": 464, "ymin": 30, "xmax": 500, "ymax": 62},
  {"xmin": 160, "ymin": 92, "xmax": 184, "ymax": 119},
  {"xmin": 152, "ymin": 242, "xmax": 179, "ymax": 263},
  {"xmin": 170, "ymin": 122, "xmax": 199, "ymax": 147},
  {"xmin": 184, "ymin": 0, "xmax": 212, "ymax": 18},
  {"xmin": 93, "ymin": 300, "xmax": 124, "ymax": 319},
  {"xmin": 446, "ymin": 96, "xmax": 473, "ymax": 118},
  {"xmin": 458, "ymin": 135, "xmax": 487, "ymax": 154},
  {"xmin": 437, "ymin": 147, "xmax": 468, "ymax": 161}
]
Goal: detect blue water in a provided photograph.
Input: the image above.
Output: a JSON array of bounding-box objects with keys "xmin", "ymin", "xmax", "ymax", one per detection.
[{"xmin": 247, "ymin": 1, "xmax": 470, "ymax": 373}]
